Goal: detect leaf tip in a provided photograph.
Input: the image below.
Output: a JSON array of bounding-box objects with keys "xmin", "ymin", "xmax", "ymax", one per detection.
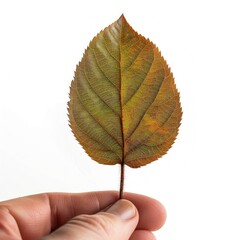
[{"xmin": 118, "ymin": 14, "xmax": 127, "ymax": 23}]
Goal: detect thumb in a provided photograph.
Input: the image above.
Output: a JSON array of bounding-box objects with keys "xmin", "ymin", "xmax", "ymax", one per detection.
[{"xmin": 42, "ymin": 199, "xmax": 139, "ymax": 240}]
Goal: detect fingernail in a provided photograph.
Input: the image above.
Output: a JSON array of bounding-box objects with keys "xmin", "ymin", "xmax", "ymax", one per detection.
[{"xmin": 106, "ymin": 199, "xmax": 137, "ymax": 220}]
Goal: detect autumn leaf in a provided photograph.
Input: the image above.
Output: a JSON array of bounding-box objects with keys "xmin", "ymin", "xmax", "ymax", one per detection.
[{"xmin": 68, "ymin": 15, "xmax": 182, "ymax": 197}]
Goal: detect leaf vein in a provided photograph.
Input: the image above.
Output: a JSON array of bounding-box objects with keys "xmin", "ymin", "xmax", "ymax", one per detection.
[
  {"xmin": 70, "ymin": 112, "xmax": 116, "ymax": 153},
  {"xmin": 123, "ymin": 49, "xmax": 154, "ymax": 106},
  {"xmin": 125, "ymin": 68, "xmax": 166, "ymax": 141},
  {"xmin": 82, "ymin": 57, "xmax": 120, "ymax": 117},
  {"xmin": 90, "ymin": 47, "xmax": 119, "ymax": 90},
  {"xmin": 125, "ymin": 38, "xmax": 140, "ymax": 50},
  {"xmin": 123, "ymin": 43, "xmax": 147, "ymax": 73},
  {"xmin": 74, "ymin": 64, "xmax": 122, "ymax": 147},
  {"xmin": 75, "ymin": 86, "xmax": 121, "ymax": 149},
  {"xmin": 102, "ymin": 33, "xmax": 120, "ymax": 63},
  {"xmin": 108, "ymin": 27, "xmax": 119, "ymax": 43},
  {"xmin": 125, "ymin": 103, "xmax": 178, "ymax": 156}
]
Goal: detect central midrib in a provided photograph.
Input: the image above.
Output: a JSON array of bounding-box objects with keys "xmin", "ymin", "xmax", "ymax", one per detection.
[{"xmin": 118, "ymin": 18, "xmax": 125, "ymax": 164}]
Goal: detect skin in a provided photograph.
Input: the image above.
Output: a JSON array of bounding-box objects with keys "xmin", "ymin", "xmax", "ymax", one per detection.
[{"xmin": 0, "ymin": 191, "xmax": 166, "ymax": 240}]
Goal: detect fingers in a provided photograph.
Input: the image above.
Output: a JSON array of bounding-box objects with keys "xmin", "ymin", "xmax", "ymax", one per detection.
[
  {"xmin": 124, "ymin": 192, "xmax": 166, "ymax": 231},
  {"xmin": 45, "ymin": 191, "xmax": 166, "ymax": 231},
  {"xmin": 0, "ymin": 194, "xmax": 51, "ymax": 240},
  {"xmin": 41, "ymin": 199, "xmax": 139, "ymax": 240},
  {"xmin": 0, "ymin": 191, "xmax": 118, "ymax": 239},
  {"xmin": 130, "ymin": 230, "xmax": 157, "ymax": 240},
  {"xmin": 0, "ymin": 191, "xmax": 166, "ymax": 239}
]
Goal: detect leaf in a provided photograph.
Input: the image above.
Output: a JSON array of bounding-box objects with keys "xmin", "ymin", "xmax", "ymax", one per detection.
[{"xmin": 68, "ymin": 15, "xmax": 182, "ymax": 169}]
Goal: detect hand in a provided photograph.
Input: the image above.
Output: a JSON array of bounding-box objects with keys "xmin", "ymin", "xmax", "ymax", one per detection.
[{"xmin": 0, "ymin": 191, "xmax": 166, "ymax": 240}]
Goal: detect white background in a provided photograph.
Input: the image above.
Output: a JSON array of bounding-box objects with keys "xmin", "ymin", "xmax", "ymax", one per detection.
[{"xmin": 0, "ymin": 0, "xmax": 240, "ymax": 239}]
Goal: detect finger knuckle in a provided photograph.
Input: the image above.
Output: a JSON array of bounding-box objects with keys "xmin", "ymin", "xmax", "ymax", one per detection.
[{"xmin": 71, "ymin": 214, "xmax": 114, "ymax": 239}]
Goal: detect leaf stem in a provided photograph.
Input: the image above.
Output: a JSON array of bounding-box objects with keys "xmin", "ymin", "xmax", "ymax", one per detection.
[{"xmin": 119, "ymin": 161, "xmax": 125, "ymax": 199}]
